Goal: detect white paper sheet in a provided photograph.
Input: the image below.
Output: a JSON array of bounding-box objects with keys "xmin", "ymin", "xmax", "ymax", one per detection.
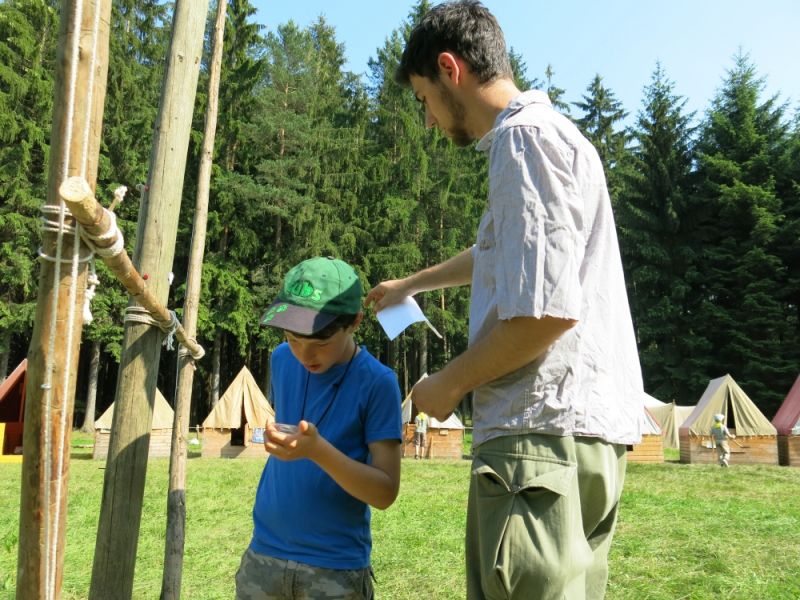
[{"xmin": 376, "ymin": 296, "xmax": 442, "ymax": 341}]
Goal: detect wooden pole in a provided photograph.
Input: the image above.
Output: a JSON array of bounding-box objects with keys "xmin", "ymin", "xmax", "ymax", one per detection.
[
  {"xmin": 161, "ymin": 0, "xmax": 227, "ymax": 597},
  {"xmin": 89, "ymin": 2, "xmax": 209, "ymax": 598},
  {"xmin": 16, "ymin": 2, "xmax": 111, "ymax": 599},
  {"xmin": 58, "ymin": 177, "xmax": 205, "ymax": 360}
]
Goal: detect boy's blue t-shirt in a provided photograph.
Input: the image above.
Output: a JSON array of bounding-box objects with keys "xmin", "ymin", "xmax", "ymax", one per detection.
[{"xmin": 250, "ymin": 342, "xmax": 402, "ymax": 569}]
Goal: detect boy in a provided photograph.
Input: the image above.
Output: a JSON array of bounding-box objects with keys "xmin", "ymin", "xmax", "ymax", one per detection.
[
  {"xmin": 236, "ymin": 256, "xmax": 402, "ymax": 600},
  {"xmin": 710, "ymin": 413, "xmax": 736, "ymax": 467}
]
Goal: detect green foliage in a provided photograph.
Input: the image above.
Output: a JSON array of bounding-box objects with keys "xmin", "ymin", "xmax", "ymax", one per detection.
[
  {"xmin": 3, "ymin": 2, "xmax": 798, "ymax": 420},
  {"xmin": 616, "ymin": 64, "xmax": 699, "ymax": 402},
  {"xmin": 0, "ymin": 0, "xmax": 57, "ymax": 354},
  {"xmin": 689, "ymin": 53, "xmax": 796, "ymax": 413}
]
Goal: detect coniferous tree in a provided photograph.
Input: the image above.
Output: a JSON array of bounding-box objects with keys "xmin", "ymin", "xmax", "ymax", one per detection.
[
  {"xmin": 691, "ymin": 53, "xmax": 793, "ymax": 414},
  {"xmin": 0, "ymin": 0, "xmax": 59, "ymax": 376},
  {"xmin": 617, "ymin": 64, "xmax": 698, "ymax": 402},
  {"xmin": 573, "ymin": 74, "xmax": 629, "ymax": 199}
]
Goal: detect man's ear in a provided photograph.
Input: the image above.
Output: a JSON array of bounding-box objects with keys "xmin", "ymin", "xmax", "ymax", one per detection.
[{"xmin": 437, "ymin": 52, "xmax": 463, "ymax": 85}]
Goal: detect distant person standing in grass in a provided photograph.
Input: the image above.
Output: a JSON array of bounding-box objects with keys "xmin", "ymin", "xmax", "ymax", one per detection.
[
  {"xmin": 366, "ymin": 2, "xmax": 643, "ymax": 599},
  {"xmin": 236, "ymin": 257, "xmax": 403, "ymax": 600},
  {"xmin": 711, "ymin": 413, "xmax": 735, "ymax": 467},
  {"xmin": 414, "ymin": 411, "xmax": 428, "ymax": 459}
]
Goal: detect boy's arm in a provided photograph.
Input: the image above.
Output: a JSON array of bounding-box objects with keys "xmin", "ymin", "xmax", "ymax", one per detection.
[
  {"xmin": 365, "ymin": 248, "xmax": 473, "ymax": 311},
  {"xmin": 265, "ymin": 422, "xmax": 401, "ymax": 510}
]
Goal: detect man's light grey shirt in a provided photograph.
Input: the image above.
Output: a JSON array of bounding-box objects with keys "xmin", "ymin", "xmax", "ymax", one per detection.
[{"xmin": 470, "ymin": 90, "xmax": 643, "ymax": 448}]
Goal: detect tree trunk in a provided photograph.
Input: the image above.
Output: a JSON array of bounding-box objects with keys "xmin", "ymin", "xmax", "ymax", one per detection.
[
  {"xmin": 90, "ymin": 3, "xmax": 209, "ymax": 598},
  {"xmin": 210, "ymin": 332, "xmax": 222, "ymax": 406},
  {"xmin": 162, "ymin": 0, "xmax": 226, "ymax": 596},
  {"xmin": 80, "ymin": 340, "xmax": 101, "ymax": 432}
]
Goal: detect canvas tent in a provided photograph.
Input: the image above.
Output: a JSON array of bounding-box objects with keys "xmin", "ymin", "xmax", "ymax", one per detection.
[
  {"xmin": 201, "ymin": 366, "xmax": 274, "ymax": 458},
  {"xmin": 679, "ymin": 374, "xmax": 777, "ymax": 465},
  {"xmin": 0, "ymin": 359, "xmax": 26, "ymax": 463},
  {"xmin": 94, "ymin": 388, "xmax": 173, "ymax": 459},
  {"xmin": 772, "ymin": 374, "xmax": 800, "ymax": 466},
  {"xmin": 401, "ymin": 376, "xmax": 465, "ymax": 459},
  {"xmin": 628, "ymin": 407, "xmax": 664, "ymax": 463},
  {"xmin": 648, "ymin": 401, "xmax": 696, "ymax": 450}
]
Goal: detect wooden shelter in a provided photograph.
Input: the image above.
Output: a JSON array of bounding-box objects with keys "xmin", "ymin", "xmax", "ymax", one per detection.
[
  {"xmin": 679, "ymin": 375, "xmax": 778, "ymax": 465},
  {"xmin": 401, "ymin": 384, "xmax": 465, "ymax": 459},
  {"xmin": 772, "ymin": 374, "xmax": 800, "ymax": 466},
  {"xmin": 94, "ymin": 389, "xmax": 174, "ymax": 459},
  {"xmin": 201, "ymin": 366, "xmax": 274, "ymax": 458},
  {"xmin": 0, "ymin": 359, "xmax": 26, "ymax": 463},
  {"xmin": 627, "ymin": 407, "xmax": 664, "ymax": 463}
]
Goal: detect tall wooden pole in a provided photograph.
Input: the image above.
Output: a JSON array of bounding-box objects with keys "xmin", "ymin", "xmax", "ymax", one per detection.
[
  {"xmin": 161, "ymin": 0, "xmax": 227, "ymax": 597},
  {"xmin": 16, "ymin": 2, "xmax": 111, "ymax": 599},
  {"xmin": 89, "ymin": 2, "xmax": 209, "ymax": 598}
]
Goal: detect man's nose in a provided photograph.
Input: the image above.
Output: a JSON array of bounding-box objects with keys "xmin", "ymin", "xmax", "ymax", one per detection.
[{"xmin": 425, "ymin": 108, "xmax": 436, "ymax": 129}]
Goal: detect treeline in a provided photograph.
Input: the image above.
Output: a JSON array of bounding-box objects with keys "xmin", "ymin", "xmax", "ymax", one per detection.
[{"xmin": 1, "ymin": 0, "xmax": 798, "ymax": 423}]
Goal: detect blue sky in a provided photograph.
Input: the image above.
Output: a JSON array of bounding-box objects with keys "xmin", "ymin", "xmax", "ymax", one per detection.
[{"xmin": 250, "ymin": 1, "xmax": 799, "ymax": 125}]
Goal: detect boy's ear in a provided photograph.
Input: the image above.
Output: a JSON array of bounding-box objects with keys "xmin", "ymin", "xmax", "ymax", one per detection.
[{"xmin": 351, "ymin": 311, "xmax": 365, "ymax": 330}]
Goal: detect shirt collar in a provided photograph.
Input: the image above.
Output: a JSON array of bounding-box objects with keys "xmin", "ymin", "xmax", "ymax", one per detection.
[{"xmin": 476, "ymin": 89, "xmax": 552, "ymax": 152}]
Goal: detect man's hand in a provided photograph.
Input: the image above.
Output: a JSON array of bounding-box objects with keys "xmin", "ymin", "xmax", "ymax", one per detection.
[
  {"xmin": 411, "ymin": 371, "xmax": 464, "ymax": 421},
  {"xmin": 365, "ymin": 278, "xmax": 414, "ymax": 312}
]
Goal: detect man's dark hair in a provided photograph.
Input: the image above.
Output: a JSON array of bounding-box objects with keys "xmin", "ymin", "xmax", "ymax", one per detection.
[
  {"xmin": 289, "ymin": 314, "xmax": 359, "ymax": 341},
  {"xmin": 396, "ymin": 0, "xmax": 511, "ymax": 87}
]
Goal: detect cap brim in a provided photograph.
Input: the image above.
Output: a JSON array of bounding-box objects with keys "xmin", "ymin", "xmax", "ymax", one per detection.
[{"xmin": 260, "ymin": 302, "xmax": 338, "ymax": 335}]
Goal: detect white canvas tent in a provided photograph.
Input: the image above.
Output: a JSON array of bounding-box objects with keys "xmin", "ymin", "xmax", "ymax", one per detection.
[
  {"xmin": 201, "ymin": 366, "xmax": 274, "ymax": 458},
  {"xmin": 679, "ymin": 374, "xmax": 777, "ymax": 464},
  {"xmin": 94, "ymin": 388, "xmax": 173, "ymax": 459},
  {"xmin": 648, "ymin": 401, "xmax": 696, "ymax": 449}
]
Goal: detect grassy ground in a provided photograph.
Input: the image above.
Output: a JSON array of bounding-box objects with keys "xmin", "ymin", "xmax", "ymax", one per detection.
[{"xmin": 1, "ymin": 434, "xmax": 799, "ymax": 599}]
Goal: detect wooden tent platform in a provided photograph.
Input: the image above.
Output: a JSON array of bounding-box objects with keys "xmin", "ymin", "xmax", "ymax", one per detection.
[
  {"xmin": 628, "ymin": 434, "xmax": 664, "ymax": 463},
  {"xmin": 202, "ymin": 424, "xmax": 267, "ymax": 458},
  {"xmin": 778, "ymin": 435, "xmax": 800, "ymax": 467},
  {"xmin": 679, "ymin": 431, "xmax": 778, "ymax": 465},
  {"xmin": 402, "ymin": 423, "xmax": 464, "ymax": 459}
]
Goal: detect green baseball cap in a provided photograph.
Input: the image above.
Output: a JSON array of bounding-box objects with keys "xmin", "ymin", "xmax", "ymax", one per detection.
[{"xmin": 260, "ymin": 257, "xmax": 362, "ymax": 335}]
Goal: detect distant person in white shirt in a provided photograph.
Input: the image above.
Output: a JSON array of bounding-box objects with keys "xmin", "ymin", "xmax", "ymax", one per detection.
[{"xmin": 366, "ymin": 2, "xmax": 643, "ymax": 599}]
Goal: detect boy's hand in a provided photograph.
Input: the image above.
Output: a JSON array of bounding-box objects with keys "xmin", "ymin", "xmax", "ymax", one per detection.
[
  {"xmin": 264, "ymin": 420, "xmax": 324, "ymax": 461},
  {"xmin": 365, "ymin": 279, "xmax": 413, "ymax": 312}
]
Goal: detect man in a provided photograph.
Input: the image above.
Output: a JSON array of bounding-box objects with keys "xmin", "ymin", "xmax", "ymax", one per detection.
[{"xmin": 365, "ymin": 2, "xmax": 643, "ymax": 599}]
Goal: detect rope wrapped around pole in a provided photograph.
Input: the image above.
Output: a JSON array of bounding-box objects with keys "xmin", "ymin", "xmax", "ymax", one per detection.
[{"xmin": 59, "ymin": 176, "xmax": 205, "ymax": 360}]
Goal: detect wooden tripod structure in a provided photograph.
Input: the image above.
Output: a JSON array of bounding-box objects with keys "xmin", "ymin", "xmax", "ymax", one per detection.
[{"xmin": 17, "ymin": 1, "xmax": 210, "ymax": 598}]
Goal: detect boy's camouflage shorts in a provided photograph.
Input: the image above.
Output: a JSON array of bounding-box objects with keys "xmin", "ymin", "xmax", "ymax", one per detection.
[{"xmin": 235, "ymin": 548, "xmax": 374, "ymax": 599}]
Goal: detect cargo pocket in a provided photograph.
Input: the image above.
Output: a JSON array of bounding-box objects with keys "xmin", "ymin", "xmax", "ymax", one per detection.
[{"xmin": 470, "ymin": 455, "xmax": 590, "ymax": 600}]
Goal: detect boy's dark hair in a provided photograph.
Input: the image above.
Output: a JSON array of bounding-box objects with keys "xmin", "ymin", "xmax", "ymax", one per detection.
[
  {"xmin": 288, "ymin": 313, "xmax": 359, "ymax": 341},
  {"xmin": 396, "ymin": 0, "xmax": 511, "ymax": 87}
]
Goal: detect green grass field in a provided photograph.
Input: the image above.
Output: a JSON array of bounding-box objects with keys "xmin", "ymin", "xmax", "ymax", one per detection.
[{"xmin": 1, "ymin": 435, "xmax": 799, "ymax": 599}]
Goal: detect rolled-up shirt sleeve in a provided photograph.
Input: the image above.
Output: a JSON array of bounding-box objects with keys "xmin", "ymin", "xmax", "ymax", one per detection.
[{"xmin": 490, "ymin": 125, "xmax": 584, "ymax": 321}]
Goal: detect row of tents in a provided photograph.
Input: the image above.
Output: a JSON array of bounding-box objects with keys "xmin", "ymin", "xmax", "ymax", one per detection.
[
  {"xmin": 631, "ymin": 374, "xmax": 800, "ymax": 466},
  {"xmin": 2, "ymin": 361, "xmax": 799, "ymax": 465}
]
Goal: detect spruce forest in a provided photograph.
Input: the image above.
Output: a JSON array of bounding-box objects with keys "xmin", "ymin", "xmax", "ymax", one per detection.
[{"xmin": 1, "ymin": 0, "xmax": 798, "ymax": 426}]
